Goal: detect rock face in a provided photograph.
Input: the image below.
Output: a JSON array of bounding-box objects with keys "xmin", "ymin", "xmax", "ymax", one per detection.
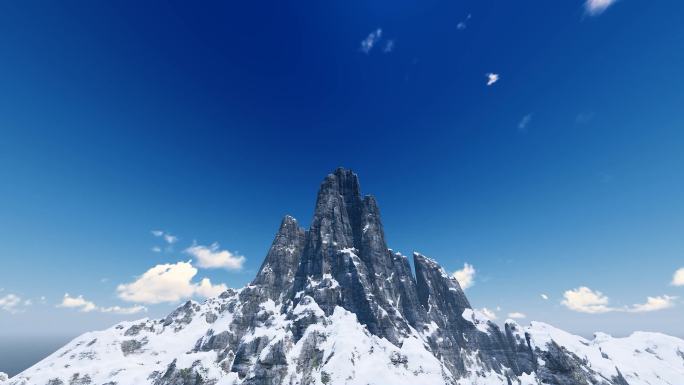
[{"xmin": 7, "ymin": 168, "xmax": 684, "ymax": 385}]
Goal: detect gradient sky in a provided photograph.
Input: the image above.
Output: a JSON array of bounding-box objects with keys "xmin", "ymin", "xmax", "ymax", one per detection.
[{"xmin": 1, "ymin": 0, "xmax": 684, "ymax": 376}]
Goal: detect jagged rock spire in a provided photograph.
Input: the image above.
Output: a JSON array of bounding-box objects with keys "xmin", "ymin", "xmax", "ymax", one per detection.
[{"xmin": 252, "ymin": 215, "xmax": 305, "ymax": 300}]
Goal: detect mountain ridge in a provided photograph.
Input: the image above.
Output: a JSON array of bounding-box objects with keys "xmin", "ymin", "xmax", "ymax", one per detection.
[{"xmin": 5, "ymin": 168, "xmax": 684, "ymax": 385}]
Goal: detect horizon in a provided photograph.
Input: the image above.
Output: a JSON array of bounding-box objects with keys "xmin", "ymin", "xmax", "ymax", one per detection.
[{"xmin": 1, "ymin": 0, "xmax": 683, "ymax": 378}]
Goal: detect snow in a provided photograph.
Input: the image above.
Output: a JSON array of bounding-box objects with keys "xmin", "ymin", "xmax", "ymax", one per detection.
[
  {"xmin": 292, "ymin": 295, "xmax": 325, "ymax": 318},
  {"xmin": 302, "ymin": 307, "xmax": 449, "ymax": 385},
  {"xmin": 8, "ymin": 279, "xmax": 684, "ymax": 385},
  {"xmin": 8, "ymin": 294, "xmax": 240, "ymax": 385},
  {"xmin": 525, "ymin": 321, "xmax": 684, "ymax": 385},
  {"xmin": 462, "ymin": 308, "xmax": 492, "ymax": 334}
]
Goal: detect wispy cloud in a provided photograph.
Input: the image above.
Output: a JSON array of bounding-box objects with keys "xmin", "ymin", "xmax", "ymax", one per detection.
[
  {"xmin": 151, "ymin": 230, "xmax": 178, "ymax": 245},
  {"xmin": 672, "ymin": 267, "xmax": 684, "ymax": 286},
  {"xmin": 457, "ymin": 14, "xmax": 472, "ymax": 30},
  {"xmin": 57, "ymin": 294, "xmax": 97, "ymax": 312},
  {"xmin": 383, "ymin": 40, "xmax": 395, "ymax": 54},
  {"xmin": 186, "ymin": 243, "xmax": 245, "ymax": 270},
  {"xmin": 562, "ymin": 286, "xmax": 677, "ymax": 314},
  {"xmin": 453, "ymin": 263, "xmax": 476, "ymax": 290},
  {"xmin": 57, "ymin": 294, "xmax": 147, "ymax": 314},
  {"xmin": 100, "ymin": 305, "xmax": 147, "ymax": 315},
  {"xmin": 541, "ymin": 293, "xmax": 549, "ymax": 300},
  {"xmin": 628, "ymin": 295, "xmax": 677, "ymax": 313},
  {"xmin": 576, "ymin": 112, "xmax": 594, "ymax": 124},
  {"xmin": 518, "ymin": 114, "xmax": 532, "ymax": 133},
  {"xmin": 360, "ymin": 29, "xmax": 383, "ymax": 54},
  {"xmin": 486, "ymin": 73, "xmax": 500, "ymax": 86},
  {"xmin": 507, "ymin": 312, "xmax": 526, "ymax": 319},
  {"xmin": 0, "ymin": 293, "xmax": 25, "ymax": 314},
  {"xmin": 585, "ymin": 0, "xmax": 618, "ymax": 16},
  {"xmin": 480, "ymin": 307, "xmax": 497, "ymax": 320},
  {"xmin": 117, "ymin": 261, "xmax": 227, "ymax": 304}
]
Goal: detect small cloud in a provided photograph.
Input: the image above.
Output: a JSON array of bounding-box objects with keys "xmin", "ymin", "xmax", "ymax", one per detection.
[
  {"xmin": 576, "ymin": 112, "xmax": 594, "ymax": 124},
  {"xmin": 457, "ymin": 13, "xmax": 472, "ymax": 30},
  {"xmin": 518, "ymin": 114, "xmax": 532, "ymax": 133},
  {"xmin": 117, "ymin": 261, "xmax": 227, "ymax": 304},
  {"xmin": 585, "ymin": 0, "xmax": 618, "ymax": 16},
  {"xmin": 58, "ymin": 294, "xmax": 97, "ymax": 313},
  {"xmin": 562, "ymin": 286, "xmax": 677, "ymax": 314},
  {"xmin": 541, "ymin": 293, "xmax": 549, "ymax": 300},
  {"xmin": 152, "ymin": 246, "xmax": 162, "ymax": 253},
  {"xmin": 100, "ymin": 278, "xmax": 109, "ymax": 283},
  {"xmin": 480, "ymin": 307, "xmax": 497, "ymax": 320},
  {"xmin": 562, "ymin": 287, "xmax": 612, "ymax": 313},
  {"xmin": 186, "ymin": 243, "xmax": 246, "ymax": 270},
  {"xmin": 486, "ymin": 73, "xmax": 500, "ymax": 86},
  {"xmin": 151, "ymin": 230, "xmax": 177, "ymax": 245},
  {"xmin": 0, "ymin": 293, "xmax": 24, "ymax": 314},
  {"xmin": 453, "ymin": 263, "xmax": 476, "ymax": 290},
  {"xmin": 100, "ymin": 305, "xmax": 147, "ymax": 315},
  {"xmin": 360, "ymin": 29, "xmax": 383, "ymax": 54},
  {"xmin": 672, "ymin": 267, "xmax": 684, "ymax": 286},
  {"xmin": 508, "ymin": 312, "xmax": 526, "ymax": 319},
  {"xmin": 383, "ymin": 40, "xmax": 395, "ymax": 53},
  {"xmin": 58, "ymin": 294, "xmax": 147, "ymax": 314},
  {"xmin": 195, "ymin": 278, "xmax": 228, "ymax": 298},
  {"xmin": 628, "ymin": 295, "xmax": 676, "ymax": 313}
]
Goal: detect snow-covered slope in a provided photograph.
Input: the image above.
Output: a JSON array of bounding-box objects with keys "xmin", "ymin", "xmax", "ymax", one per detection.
[{"xmin": 7, "ymin": 169, "xmax": 684, "ymax": 385}]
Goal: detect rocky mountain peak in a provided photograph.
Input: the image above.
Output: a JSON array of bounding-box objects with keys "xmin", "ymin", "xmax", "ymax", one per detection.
[
  {"xmin": 251, "ymin": 215, "xmax": 305, "ymax": 300},
  {"xmin": 9, "ymin": 169, "xmax": 683, "ymax": 385}
]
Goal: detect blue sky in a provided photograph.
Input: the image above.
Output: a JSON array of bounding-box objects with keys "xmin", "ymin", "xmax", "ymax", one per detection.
[{"xmin": 1, "ymin": 0, "xmax": 684, "ymax": 374}]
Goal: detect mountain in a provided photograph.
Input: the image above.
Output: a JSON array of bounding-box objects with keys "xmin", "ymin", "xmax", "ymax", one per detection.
[{"xmin": 5, "ymin": 168, "xmax": 684, "ymax": 385}]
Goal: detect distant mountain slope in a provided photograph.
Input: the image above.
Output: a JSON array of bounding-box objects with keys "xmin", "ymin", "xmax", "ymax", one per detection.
[{"xmin": 7, "ymin": 169, "xmax": 684, "ymax": 385}]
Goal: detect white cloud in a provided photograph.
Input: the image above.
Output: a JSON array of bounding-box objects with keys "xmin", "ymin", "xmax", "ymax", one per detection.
[
  {"xmin": 480, "ymin": 307, "xmax": 497, "ymax": 320},
  {"xmin": 151, "ymin": 230, "xmax": 177, "ymax": 244},
  {"xmin": 195, "ymin": 278, "xmax": 228, "ymax": 298},
  {"xmin": 562, "ymin": 286, "xmax": 677, "ymax": 314},
  {"xmin": 360, "ymin": 29, "xmax": 382, "ymax": 54},
  {"xmin": 628, "ymin": 295, "xmax": 676, "ymax": 313},
  {"xmin": 457, "ymin": 14, "xmax": 472, "ymax": 30},
  {"xmin": 486, "ymin": 73, "xmax": 499, "ymax": 86},
  {"xmin": 0, "ymin": 294, "xmax": 23, "ymax": 314},
  {"xmin": 541, "ymin": 293, "xmax": 549, "ymax": 300},
  {"xmin": 117, "ymin": 261, "xmax": 227, "ymax": 304},
  {"xmin": 453, "ymin": 263, "xmax": 476, "ymax": 290},
  {"xmin": 58, "ymin": 294, "xmax": 97, "ymax": 313},
  {"xmin": 518, "ymin": 114, "xmax": 532, "ymax": 132},
  {"xmin": 508, "ymin": 312, "xmax": 526, "ymax": 319},
  {"xmin": 585, "ymin": 0, "xmax": 617, "ymax": 16},
  {"xmin": 672, "ymin": 268, "xmax": 684, "ymax": 286},
  {"xmin": 58, "ymin": 293, "xmax": 147, "ymax": 314},
  {"xmin": 100, "ymin": 305, "xmax": 148, "ymax": 315},
  {"xmin": 152, "ymin": 246, "xmax": 162, "ymax": 253},
  {"xmin": 186, "ymin": 243, "xmax": 245, "ymax": 270},
  {"xmin": 383, "ymin": 40, "xmax": 395, "ymax": 54},
  {"xmin": 562, "ymin": 287, "xmax": 612, "ymax": 313}
]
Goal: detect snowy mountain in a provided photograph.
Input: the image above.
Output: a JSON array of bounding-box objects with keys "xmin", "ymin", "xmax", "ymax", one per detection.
[{"xmin": 6, "ymin": 168, "xmax": 684, "ymax": 385}]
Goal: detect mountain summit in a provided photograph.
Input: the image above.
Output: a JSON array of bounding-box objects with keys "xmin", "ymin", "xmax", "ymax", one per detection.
[{"xmin": 6, "ymin": 169, "xmax": 684, "ymax": 385}]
